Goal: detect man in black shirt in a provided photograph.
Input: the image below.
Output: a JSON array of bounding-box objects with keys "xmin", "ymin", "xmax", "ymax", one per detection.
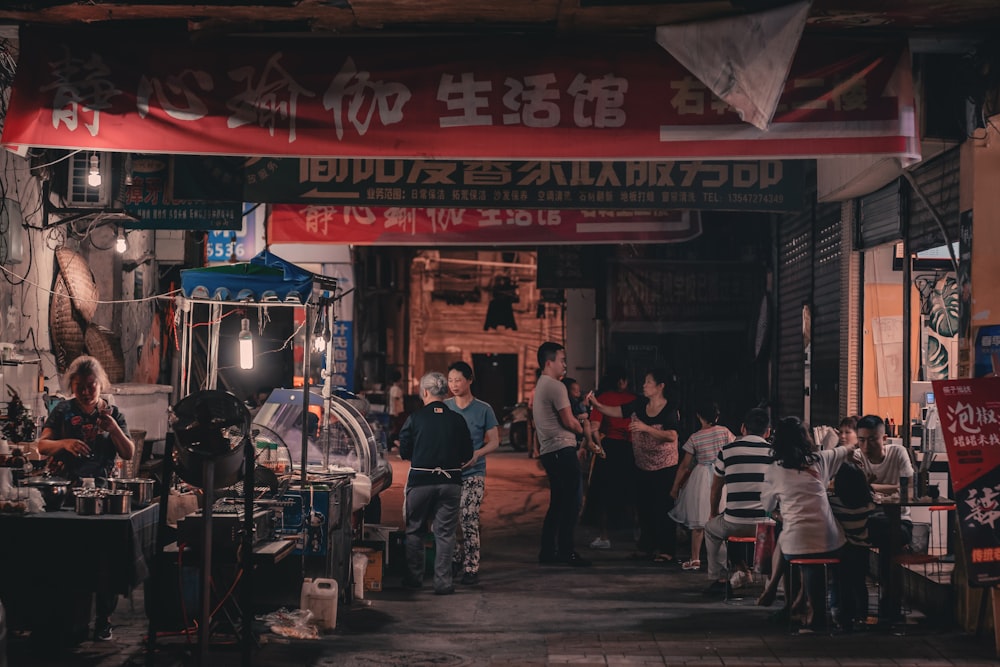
[{"xmin": 398, "ymin": 371, "xmax": 474, "ymax": 594}]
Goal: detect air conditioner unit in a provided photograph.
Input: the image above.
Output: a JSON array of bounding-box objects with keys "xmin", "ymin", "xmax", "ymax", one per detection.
[{"xmin": 65, "ymin": 151, "xmax": 111, "ymax": 207}]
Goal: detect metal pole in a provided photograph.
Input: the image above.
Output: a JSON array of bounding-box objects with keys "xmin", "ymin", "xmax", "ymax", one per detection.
[
  {"xmin": 902, "ymin": 189, "xmax": 912, "ymax": 451},
  {"xmin": 300, "ymin": 305, "xmax": 312, "ymax": 487},
  {"xmin": 199, "ymin": 461, "xmax": 215, "ymax": 666}
]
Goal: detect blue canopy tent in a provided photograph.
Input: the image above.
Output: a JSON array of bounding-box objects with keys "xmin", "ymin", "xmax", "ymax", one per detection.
[{"xmin": 180, "ymin": 249, "xmax": 323, "ymax": 303}]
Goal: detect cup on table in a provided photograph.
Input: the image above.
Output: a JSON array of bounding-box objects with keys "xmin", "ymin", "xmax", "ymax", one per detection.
[
  {"xmin": 899, "ymin": 476, "xmax": 909, "ymax": 501},
  {"xmin": 926, "ymin": 484, "xmax": 940, "ymax": 500},
  {"xmin": 81, "ymin": 477, "xmax": 96, "ymax": 489}
]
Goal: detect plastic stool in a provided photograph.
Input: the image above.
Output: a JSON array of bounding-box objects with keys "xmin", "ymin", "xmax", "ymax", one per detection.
[
  {"xmin": 788, "ymin": 557, "xmax": 841, "ymax": 633},
  {"xmin": 725, "ymin": 536, "xmax": 759, "ymax": 603}
]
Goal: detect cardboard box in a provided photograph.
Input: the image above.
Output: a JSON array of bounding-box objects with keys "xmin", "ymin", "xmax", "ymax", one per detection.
[{"xmin": 357, "ymin": 547, "xmax": 383, "ymax": 592}]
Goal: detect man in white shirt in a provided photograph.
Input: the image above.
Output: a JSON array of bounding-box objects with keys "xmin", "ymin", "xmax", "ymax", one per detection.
[
  {"xmin": 532, "ymin": 341, "xmax": 590, "ymax": 567},
  {"xmin": 855, "ymin": 413, "xmax": 914, "ymax": 622}
]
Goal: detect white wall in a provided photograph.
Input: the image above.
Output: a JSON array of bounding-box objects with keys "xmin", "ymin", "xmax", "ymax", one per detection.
[{"xmin": 564, "ymin": 288, "xmax": 598, "ymax": 393}]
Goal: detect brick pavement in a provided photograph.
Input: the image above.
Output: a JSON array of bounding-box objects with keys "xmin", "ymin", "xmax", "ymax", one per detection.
[{"xmin": 6, "ymin": 450, "xmax": 997, "ymax": 666}]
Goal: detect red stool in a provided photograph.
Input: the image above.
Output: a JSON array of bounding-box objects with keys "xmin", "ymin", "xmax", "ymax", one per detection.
[
  {"xmin": 725, "ymin": 536, "xmax": 759, "ymax": 603},
  {"xmin": 788, "ymin": 557, "xmax": 841, "ymax": 633}
]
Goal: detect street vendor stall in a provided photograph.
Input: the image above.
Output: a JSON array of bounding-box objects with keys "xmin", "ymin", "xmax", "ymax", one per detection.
[{"xmin": 170, "ymin": 251, "xmax": 391, "ymax": 603}]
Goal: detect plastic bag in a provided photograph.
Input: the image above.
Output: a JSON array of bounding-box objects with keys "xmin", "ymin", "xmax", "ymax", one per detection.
[
  {"xmin": 753, "ymin": 520, "xmax": 776, "ymax": 575},
  {"xmin": 257, "ymin": 607, "xmax": 319, "ymax": 640}
]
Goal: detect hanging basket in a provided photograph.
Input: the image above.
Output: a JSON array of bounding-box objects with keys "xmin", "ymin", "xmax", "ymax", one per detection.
[
  {"xmin": 55, "ymin": 247, "xmax": 100, "ymax": 323},
  {"xmin": 84, "ymin": 324, "xmax": 126, "ymax": 383},
  {"xmin": 49, "ymin": 275, "xmax": 86, "ymax": 372}
]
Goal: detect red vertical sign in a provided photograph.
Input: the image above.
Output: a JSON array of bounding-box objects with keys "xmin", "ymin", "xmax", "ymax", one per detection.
[{"xmin": 933, "ymin": 377, "xmax": 1000, "ymax": 587}]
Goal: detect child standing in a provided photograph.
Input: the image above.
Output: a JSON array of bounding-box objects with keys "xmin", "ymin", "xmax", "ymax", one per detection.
[{"xmin": 669, "ymin": 400, "xmax": 734, "ymax": 570}]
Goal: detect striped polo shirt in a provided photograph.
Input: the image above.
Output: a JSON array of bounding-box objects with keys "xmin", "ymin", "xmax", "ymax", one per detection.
[{"xmin": 713, "ymin": 435, "xmax": 772, "ymax": 524}]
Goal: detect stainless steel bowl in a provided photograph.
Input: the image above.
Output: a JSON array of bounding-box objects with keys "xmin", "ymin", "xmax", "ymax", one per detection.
[
  {"xmin": 74, "ymin": 490, "xmax": 104, "ymax": 516},
  {"xmin": 109, "ymin": 478, "xmax": 154, "ymax": 508},
  {"xmin": 22, "ymin": 478, "xmax": 72, "ymax": 512},
  {"xmin": 104, "ymin": 489, "xmax": 132, "ymax": 514}
]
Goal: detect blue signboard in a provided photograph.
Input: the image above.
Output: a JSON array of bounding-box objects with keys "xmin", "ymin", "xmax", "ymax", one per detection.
[{"xmin": 206, "ymin": 203, "xmax": 261, "ymax": 263}]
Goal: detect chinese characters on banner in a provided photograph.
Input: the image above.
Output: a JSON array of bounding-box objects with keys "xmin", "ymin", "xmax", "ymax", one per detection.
[
  {"xmin": 933, "ymin": 377, "xmax": 1000, "ymax": 587},
  {"xmin": 2, "ymin": 30, "xmax": 918, "ymax": 162},
  {"xmin": 248, "ymin": 158, "xmax": 806, "ymax": 212},
  {"xmin": 268, "ymin": 206, "xmax": 702, "ymax": 246}
]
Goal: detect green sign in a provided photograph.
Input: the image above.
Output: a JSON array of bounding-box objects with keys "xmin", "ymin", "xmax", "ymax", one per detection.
[
  {"xmin": 245, "ymin": 158, "xmax": 807, "ymax": 212},
  {"xmin": 123, "ymin": 156, "xmax": 242, "ymax": 230}
]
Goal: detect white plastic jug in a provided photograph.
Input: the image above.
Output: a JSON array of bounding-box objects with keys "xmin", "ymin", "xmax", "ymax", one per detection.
[
  {"xmin": 300, "ymin": 577, "xmax": 338, "ymax": 630},
  {"xmin": 352, "ymin": 549, "xmax": 370, "ymax": 600}
]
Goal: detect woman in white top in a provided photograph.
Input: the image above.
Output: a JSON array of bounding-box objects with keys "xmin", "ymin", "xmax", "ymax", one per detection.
[{"xmin": 761, "ymin": 416, "xmax": 856, "ymax": 633}]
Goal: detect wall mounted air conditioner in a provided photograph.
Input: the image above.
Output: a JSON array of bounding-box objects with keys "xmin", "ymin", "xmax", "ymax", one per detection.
[{"xmin": 65, "ymin": 151, "xmax": 111, "ymax": 207}]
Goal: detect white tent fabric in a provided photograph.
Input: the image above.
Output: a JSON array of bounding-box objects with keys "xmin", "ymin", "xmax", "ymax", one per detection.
[{"xmin": 656, "ymin": 0, "xmax": 812, "ymax": 131}]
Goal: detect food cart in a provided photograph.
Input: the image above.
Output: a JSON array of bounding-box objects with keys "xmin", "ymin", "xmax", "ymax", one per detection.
[{"xmin": 168, "ymin": 251, "xmax": 392, "ymax": 609}]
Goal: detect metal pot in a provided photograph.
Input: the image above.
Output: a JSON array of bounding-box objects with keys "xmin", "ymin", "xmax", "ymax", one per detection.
[
  {"xmin": 109, "ymin": 478, "xmax": 154, "ymax": 508},
  {"xmin": 22, "ymin": 478, "xmax": 72, "ymax": 512},
  {"xmin": 104, "ymin": 489, "xmax": 132, "ymax": 514},
  {"xmin": 74, "ymin": 490, "xmax": 104, "ymax": 515}
]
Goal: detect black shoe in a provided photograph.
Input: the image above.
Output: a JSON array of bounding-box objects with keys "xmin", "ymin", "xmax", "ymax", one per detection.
[
  {"xmin": 560, "ymin": 552, "xmax": 592, "ymax": 567},
  {"xmin": 94, "ymin": 619, "xmax": 113, "ymax": 642},
  {"xmin": 702, "ymin": 580, "xmax": 730, "ymax": 597},
  {"xmin": 401, "ymin": 576, "xmax": 423, "ymax": 589},
  {"xmin": 460, "ymin": 571, "xmax": 479, "ymax": 585},
  {"xmin": 434, "ymin": 586, "xmax": 455, "ymax": 596}
]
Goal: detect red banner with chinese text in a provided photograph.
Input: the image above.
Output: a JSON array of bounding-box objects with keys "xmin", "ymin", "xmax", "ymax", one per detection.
[
  {"xmin": 268, "ymin": 206, "xmax": 701, "ymax": 246},
  {"xmin": 2, "ymin": 29, "xmax": 918, "ymax": 162},
  {"xmin": 933, "ymin": 377, "xmax": 1000, "ymax": 587}
]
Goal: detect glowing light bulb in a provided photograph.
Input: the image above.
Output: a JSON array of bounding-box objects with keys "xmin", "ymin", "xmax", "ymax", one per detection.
[
  {"xmin": 115, "ymin": 228, "xmax": 128, "ymax": 254},
  {"xmin": 312, "ymin": 332, "xmax": 327, "ymax": 353},
  {"xmin": 238, "ymin": 318, "xmax": 254, "ymax": 370},
  {"xmin": 87, "ymin": 154, "xmax": 102, "ymax": 188}
]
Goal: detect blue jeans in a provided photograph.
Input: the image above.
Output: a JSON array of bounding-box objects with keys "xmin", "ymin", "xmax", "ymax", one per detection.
[{"xmin": 540, "ymin": 446, "xmax": 581, "ymax": 559}]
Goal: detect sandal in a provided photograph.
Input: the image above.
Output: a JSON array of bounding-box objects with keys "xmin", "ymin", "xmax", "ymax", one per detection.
[
  {"xmin": 681, "ymin": 559, "xmax": 701, "ymax": 571},
  {"xmin": 652, "ymin": 553, "xmax": 675, "ymax": 563}
]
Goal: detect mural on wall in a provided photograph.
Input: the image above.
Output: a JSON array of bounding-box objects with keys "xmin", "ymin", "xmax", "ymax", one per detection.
[{"xmin": 915, "ymin": 273, "xmax": 960, "ymax": 380}]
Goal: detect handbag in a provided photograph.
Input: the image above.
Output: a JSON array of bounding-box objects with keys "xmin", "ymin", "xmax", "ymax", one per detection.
[{"xmin": 753, "ymin": 520, "xmax": 776, "ymax": 575}]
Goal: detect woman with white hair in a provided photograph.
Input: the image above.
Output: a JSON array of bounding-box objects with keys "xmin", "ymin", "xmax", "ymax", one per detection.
[{"xmin": 398, "ymin": 371, "xmax": 474, "ymax": 595}]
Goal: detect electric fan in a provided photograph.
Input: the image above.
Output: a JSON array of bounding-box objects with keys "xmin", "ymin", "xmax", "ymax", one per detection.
[{"xmin": 168, "ymin": 389, "xmax": 254, "ymax": 664}]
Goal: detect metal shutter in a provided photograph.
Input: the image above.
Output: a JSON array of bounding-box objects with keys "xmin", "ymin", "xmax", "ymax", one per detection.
[
  {"xmin": 776, "ymin": 205, "xmax": 813, "ymax": 419},
  {"xmin": 907, "ymin": 147, "xmax": 961, "ymax": 253},
  {"xmin": 809, "ymin": 202, "xmax": 844, "ymax": 428},
  {"xmin": 857, "ymin": 178, "xmax": 902, "ymax": 249}
]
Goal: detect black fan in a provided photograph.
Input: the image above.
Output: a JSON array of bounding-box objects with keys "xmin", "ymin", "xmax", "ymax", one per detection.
[
  {"xmin": 162, "ymin": 389, "xmax": 255, "ymax": 664},
  {"xmin": 171, "ymin": 389, "xmax": 250, "ymax": 489}
]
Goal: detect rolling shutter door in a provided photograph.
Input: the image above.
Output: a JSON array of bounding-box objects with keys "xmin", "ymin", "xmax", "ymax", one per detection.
[
  {"xmin": 907, "ymin": 147, "xmax": 961, "ymax": 253},
  {"xmin": 857, "ymin": 179, "xmax": 902, "ymax": 249},
  {"xmin": 810, "ymin": 202, "xmax": 844, "ymax": 428},
  {"xmin": 776, "ymin": 205, "xmax": 812, "ymax": 419}
]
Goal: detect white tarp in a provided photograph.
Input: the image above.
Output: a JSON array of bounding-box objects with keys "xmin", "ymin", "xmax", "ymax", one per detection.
[{"xmin": 656, "ymin": 0, "xmax": 812, "ymax": 130}]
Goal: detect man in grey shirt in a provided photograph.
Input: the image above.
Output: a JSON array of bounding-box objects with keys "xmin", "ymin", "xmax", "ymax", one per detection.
[{"xmin": 532, "ymin": 341, "xmax": 590, "ymax": 567}]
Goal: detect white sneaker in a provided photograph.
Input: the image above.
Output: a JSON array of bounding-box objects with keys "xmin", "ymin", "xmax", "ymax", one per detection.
[{"xmin": 589, "ymin": 537, "xmax": 611, "ymax": 550}]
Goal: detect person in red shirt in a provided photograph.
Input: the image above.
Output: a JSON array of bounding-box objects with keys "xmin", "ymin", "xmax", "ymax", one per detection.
[{"xmin": 585, "ymin": 369, "xmax": 637, "ymax": 550}]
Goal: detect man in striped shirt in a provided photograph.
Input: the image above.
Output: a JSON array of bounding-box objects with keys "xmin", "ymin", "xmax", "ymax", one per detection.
[{"xmin": 703, "ymin": 408, "xmax": 773, "ymax": 596}]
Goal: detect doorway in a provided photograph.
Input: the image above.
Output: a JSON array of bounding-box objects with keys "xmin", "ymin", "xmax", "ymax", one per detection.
[{"xmin": 472, "ymin": 353, "xmax": 519, "ymax": 420}]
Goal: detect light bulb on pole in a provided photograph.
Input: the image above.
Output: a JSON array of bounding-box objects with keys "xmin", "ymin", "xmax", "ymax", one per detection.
[
  {"xmin": 115, "ymin": 227, "xmax": 128, "ymax": 254},
  {"xmin": 87, "ymin": 153, "xmax": 102, "ymax": 188},
  {"xmin": 239, "ymin": 318, "xmax": 254, "ymax": 370}
]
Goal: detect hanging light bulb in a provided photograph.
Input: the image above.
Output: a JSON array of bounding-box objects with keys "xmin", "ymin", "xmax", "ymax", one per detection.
[
  {"xmin": 87, "ymin": 153, "xmax": 102, "ymax": 188},
  {"xmin": 312, "ymin": 328, "xmax": 327, "ymax": 353},
  {"xmin": 115, "ymin": 227, "xmax": 128, "ymax": 254},
  {"xmin": 238, "ymin": 318, "xmax": 254, "ymax": 370}
]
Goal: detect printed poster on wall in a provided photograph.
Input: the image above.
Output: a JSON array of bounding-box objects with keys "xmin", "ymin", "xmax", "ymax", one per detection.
[{"xmin": 933, "ymin": 376, "xmax": 1000, "ymax": 587}]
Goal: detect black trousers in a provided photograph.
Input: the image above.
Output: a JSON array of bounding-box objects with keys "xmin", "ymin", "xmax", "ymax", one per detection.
[
  {"xmin": 540, "ymin": 447, "xmax": 582, "ymax": 558},
  {"xmin": 635, "ymin": 465, "xmax": 678, "ymax": 556}
]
